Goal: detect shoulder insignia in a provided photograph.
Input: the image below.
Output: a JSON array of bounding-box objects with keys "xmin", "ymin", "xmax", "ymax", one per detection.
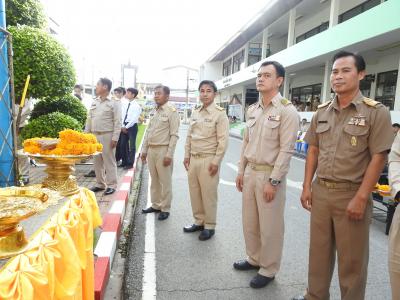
[
  {"xmin": 363, "ymin": 97, "xmax": 380, "ymax": 108},
  {"xmin": 216, "ymin": 105, "xmax": 224, "ymax": 111},
  {"xmin": 194, "ymin": 104, "xmax": 202, "ymax": 110},
  {"xmin": 317, "ymin": 101, "xmax": 331, "ymax": 109},
  {"xmin": 280, "ymin": 98, "xmax": 291, "ymax": 106},
  {"xmin": 248, "ymin": 103, "xmax": 258, "ymax": 110},
  {"xmin": 167, "ymin": 104, "xmax": 176, "ymax": 112}
]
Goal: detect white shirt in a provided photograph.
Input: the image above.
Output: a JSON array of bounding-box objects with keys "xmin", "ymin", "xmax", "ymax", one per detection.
[{"xmin": 122, "ymin": 100, "xmax": 142, "ymax": 129}]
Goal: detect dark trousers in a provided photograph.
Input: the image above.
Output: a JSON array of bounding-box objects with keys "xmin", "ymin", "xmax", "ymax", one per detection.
[
  {"xmin": 121, "ymin": 123, "xmax": 138, "ymax": 167},
  {"xmin": 115, "ymin": 133, "xmax": 123, "ymax": 162}
]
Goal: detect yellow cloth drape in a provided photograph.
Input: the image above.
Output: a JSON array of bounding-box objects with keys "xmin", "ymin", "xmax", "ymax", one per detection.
[{"xmin": 0, "ymin": 188, "xmax": 102, "ymax": 300}]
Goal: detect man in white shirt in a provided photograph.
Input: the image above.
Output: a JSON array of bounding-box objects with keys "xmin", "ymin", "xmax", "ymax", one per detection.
[{"xmin": 121, "ymin": 87, "xmax": 142, "ymax": 169}]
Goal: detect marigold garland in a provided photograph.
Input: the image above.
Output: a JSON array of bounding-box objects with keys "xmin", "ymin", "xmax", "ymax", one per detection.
[{"xmin": 23, "ymin": 129, "xmax": 102, "ymax": 155}]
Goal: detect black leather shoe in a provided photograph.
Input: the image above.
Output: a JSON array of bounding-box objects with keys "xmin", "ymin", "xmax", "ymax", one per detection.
[
  {"xmin": 183, "ymin": 224, "xmax": 204, "ymax": 233},
  {"xmin": 91, "ymin": 186, "xmax": 105, "ymax": 192},
  {"xmin": 198, "ymin": 229, "xmax": 215, "ymax": 241},
  {"xmin": 158, "ymin": 212, "xmax": 170, "ymax": 220},
  {"xmin": 249, "ymin": 274, "xmax": 275, "ymax": 289},
  {"xmin": 123, "ymin": 165, "xmax": 133, "ymax": 170},
  {"xmin": 233, "ymin": 259, "xmax": 259, "ymax": 271},
  {"xmin": 142, "ymin": 207, "xmax": 161, "ymax": 214},
  {"xmin": 84, "ymin": 170, "xmax": 96, "ymax": 177},
  {"xmin": 292, "ymin": 296, "xmax": 306, "ymax": 300},
  {"xmin": 104, "ymin": 188, "xmax": 116, "ymax": 195}
]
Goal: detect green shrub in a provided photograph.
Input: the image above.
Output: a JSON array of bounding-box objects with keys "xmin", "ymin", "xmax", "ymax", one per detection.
[
  {"xmin": 9, "ymin": 25, "xmax": 76, "ymax": 102},
  {"xmin": 6, "ymin": 0, "xmax": 47, "ymax": 28},
  {"xmin": 21, "ymin": 112, "xmax": 81, "ymax": 141},
  {"xmin": 31, "ymin": 95, "xmax": 87, "ymax": 127}
]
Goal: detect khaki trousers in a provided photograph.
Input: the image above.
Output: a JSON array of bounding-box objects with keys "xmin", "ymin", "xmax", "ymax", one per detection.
[
  {"xmin": 306, "ymin": 180, "xmax": 372, "ymax": 300},
  {"xmin": 187, "ymin": 155, "xmax": 219, "ymax": 230},
  {"xmin": 389, "ymin": 205, "xmax": 400, "ymax": 300},
  {"xmin": 94, "ymin": 132, "xmax": 117, "ymax": 189},
  {"xmin": 242, "ymin": 165, "xmax": 286, "ymax": 277},
  {"xmin": 147, "ymin": 146, "xmax": 172, "ymax": 212}
]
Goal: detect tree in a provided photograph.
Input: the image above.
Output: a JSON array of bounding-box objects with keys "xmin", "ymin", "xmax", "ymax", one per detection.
[
  {"xmin": 31, "ymin": 95, "xmax": 87, "ymax": 128},
  {"xmin": 9, "ymin": 25, "xmax": 76, "ymax": 102},
  {"xmin": 21, "ymin": 112, "xmax": 82, "ymax": 141},
  {"xmin": 6, "ymin": 0, "xmax": 47, "ymax": 29}
]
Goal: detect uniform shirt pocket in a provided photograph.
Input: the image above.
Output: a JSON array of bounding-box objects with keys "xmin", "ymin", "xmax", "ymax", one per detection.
[
  {"xmin": 343, "ymin": 125, "xmax": 369, "ymax": 152},
  {"xmin": 246, "ymin": 119, "xmax": 256, "ymax": 137},
  {"xmin": 264, "ymin": 120, "xmax": 280, "ymax": 139},
  {"xmin": 203, "ymin": 121, "xmax": 215, "ymax": 137},
  {"xmin": 315, "ymin": 122, "xmax": 330, "ymax": 146}
]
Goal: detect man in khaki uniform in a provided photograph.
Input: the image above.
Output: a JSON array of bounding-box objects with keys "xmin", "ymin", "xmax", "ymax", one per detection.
[
  {"xmin": 388, "ymin": 132, "xmax": 400, "ymax": 300},
  {"xmin": 234, "ymin": 61, "xmax": 300, "ymax": 288},
  {"xmin": 141, "ymin": 85, "xmax": 180, "ymax": 221},
  {"xmin": 183, "ymin": 80, "xmax": 229, "ymax": 241},
  {"xmin": 86, "ymin": 78, "xmax": 121, "ymax": 195},
  {"xmin": 293, "ymin": 51, "xmax": 393, "ymax": 300}
]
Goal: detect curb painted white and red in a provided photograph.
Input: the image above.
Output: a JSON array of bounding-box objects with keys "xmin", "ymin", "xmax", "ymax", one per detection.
[{"xmin": 93, "ymin": 138, "xmax": 144, "ymax": 300}]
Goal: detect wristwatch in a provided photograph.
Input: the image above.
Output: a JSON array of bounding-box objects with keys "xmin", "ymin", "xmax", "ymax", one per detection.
[{"xmin": 269, "ymin": 178, "xmax": 281, "ymax": 186}]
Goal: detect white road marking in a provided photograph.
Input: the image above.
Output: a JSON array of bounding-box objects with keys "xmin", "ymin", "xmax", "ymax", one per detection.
[
  {"xmin": 220, "ymin": 179, "xmax": 236, "ymax": 186},
  {"xmin": 142, "ymin": 177, "xmax": 156, "ymax": 300},
  {"xmin": 226, "ymin": 162, "xmax": 238, "ymax": 172},
  {"xmin": 109, "ymin": 200, "xmax": 126, "ymax": 216},
  {"xmin": 292, "ymin": 156, "xmax": 305, "ymax": 163},
  {"xmin": 287, "ymin": 179, "xmax": 303, "ymax": 190}
]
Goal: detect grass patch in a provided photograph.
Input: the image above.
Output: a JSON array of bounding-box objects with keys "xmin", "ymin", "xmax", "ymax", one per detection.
[{"xmin": 136, "ymin": 124, "xmax": 146, "ymax": 149}]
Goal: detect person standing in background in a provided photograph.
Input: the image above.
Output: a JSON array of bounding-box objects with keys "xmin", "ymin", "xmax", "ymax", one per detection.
[
  {"xmin": 234, "ymin": 61, "xmax": 299, "ymax": 288},
  {"xmin": 86, "ymin": 78, "xmax": 121, "ymax": 195},
  {"xmin": 120, "ymin": 87, "xmax": 142, "ymax": 169},
  {"xmin": 183, "ymin": 80, "xmax": 229, "ymax": 241},
  {"xmin": 141, "ymin": 85, "xmax": 180, "ymax": 221}
]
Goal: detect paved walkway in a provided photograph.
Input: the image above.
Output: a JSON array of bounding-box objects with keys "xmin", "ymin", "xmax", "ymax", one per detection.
[{"xmin": 29, "ymin": 159, "xmax": 127, "ymax": 216}]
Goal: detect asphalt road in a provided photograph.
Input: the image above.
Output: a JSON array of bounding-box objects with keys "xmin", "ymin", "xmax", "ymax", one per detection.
[{"xmin": 124, "ymin": 125, "xmax": 391, "ymax": 300}]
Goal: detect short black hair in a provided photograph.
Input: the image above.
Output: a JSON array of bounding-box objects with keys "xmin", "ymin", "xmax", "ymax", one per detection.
[
  {"xmin": 114, "ymin": 87, "xmax": 126, "ymax": 95},
  {"xmin": 198, "ymin": 80, "xmax": 217, "ymax": 92},
  {"xmin": 154, "ymin": 85, "xmax": 170, "ymax": 96},
  {"xmin": 99, "ymin": 78, "xmax": 112, "ymax": 92},
  {"xmin": 393, "ymin": 123, "xmax": 400, "ymax": 128},
  {"xmin": 74, "ymin": 84, "xmax": 83, "ymax": 90},
  {"xmin": 332, "ymin": 50, "xmax": 366, "ymax": 72},
  {"xmin": 127, "ymin": 87, "xmax": 138, "ymax": 97},
  {"xmin": 259, "ymin": 61, "xmax": 285, "ymax": 78}
]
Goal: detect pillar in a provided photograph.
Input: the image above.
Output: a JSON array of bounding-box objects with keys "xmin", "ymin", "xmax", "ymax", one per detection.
[
  {"xmin": 329, "ymin": 0, "xmax": 340, "ymax": 28},
  {"xmin": 261, "ymin": 28, "xmax": 269, "ymax": 59},
  {"xmin": 287, "ymin": 8, "xmax": 296, "ymax": 48},
  {"xmin": 322, "ymin": 61, "xmax": 331, "ymax": 103},
  {"xmin": 394, "ymin": 57, "xmax": 400, "ymax": 110}
]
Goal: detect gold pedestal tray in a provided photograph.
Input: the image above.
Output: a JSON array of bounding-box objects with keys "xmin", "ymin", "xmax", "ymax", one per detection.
[
  {"xmin": 0, "ymin": 187, "xmax": 60, "ymax": 259},
  {"xmin": 18, "ymin": 151, "xmax": 100, "ymax": 196}
]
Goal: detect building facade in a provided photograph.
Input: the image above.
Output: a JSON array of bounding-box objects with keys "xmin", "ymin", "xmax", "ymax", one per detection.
[{"xmin": 200, "ymin": 0, "xmax": 400, "ymax": 121}]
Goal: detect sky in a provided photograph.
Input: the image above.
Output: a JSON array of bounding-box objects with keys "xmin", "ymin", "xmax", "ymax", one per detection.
[{"xmin": 41, "ymin": 0, "xmax": 268, "ymax": 85}]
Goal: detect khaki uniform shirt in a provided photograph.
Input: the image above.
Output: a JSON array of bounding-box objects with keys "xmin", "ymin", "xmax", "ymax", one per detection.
[
  {"xmin": 184, "ymin": 102, "xmax": 229, "ymax": 165},
  {"xmin": 305, "ymin": 92, "xmax": 393, "ymax": 183},
  {"xmin": 142, "ymin": 102, "xmax": 180, "ymax": 158},
  {"xmin": 238, "ymin": 92, "xmax": 300, "ymax": 180},
  {"xmin": 389, "ymin": 132, "xmax": 400, "ymax": 198},
  {"xmin": 85, "ymin": 96, "xmax": 122, "ymax": 141}
]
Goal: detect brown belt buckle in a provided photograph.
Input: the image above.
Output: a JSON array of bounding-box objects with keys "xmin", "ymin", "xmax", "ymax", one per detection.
[{"xmin": 250, "ymin": 164, "xmax": 256, "ymax": 170}]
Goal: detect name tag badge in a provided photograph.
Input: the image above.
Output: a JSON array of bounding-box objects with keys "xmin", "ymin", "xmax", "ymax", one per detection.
[
  {"xmin": 204, "ymin": 118, "xmax": 212, "ymax": 123},
  {"xmin": 268, "ymin": 115, "xmax": 280, "ymax": 121}
]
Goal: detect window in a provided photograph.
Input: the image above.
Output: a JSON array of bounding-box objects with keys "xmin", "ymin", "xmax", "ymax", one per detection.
[
  {"xmin": 232, "ymin": 49, "xmax": 245, "ymax": 74},
  {"xmin": 375, "ymin": 70, "xmax": 398, "ymax": 110},
  {"xmin": 296, "ymin": 22, "xmax": 329, "ymax": 44},
  {"xmin": 248, "ymin": 43, "xmax": 262, "ymax": 66},
  {"xmin": 291, "ymin": 84, "xmax": 322, "ymax": 111},
  {"xmin": 339, "ymin": 0, "xmax": 381, "ymax": 23},
  {"xmin": 222, "ymin": 58, "xmax": 232, "ymax": 77},
  {"xmin": 359, "ymin": 74, "xmax": 375, "ymax": 97}
]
